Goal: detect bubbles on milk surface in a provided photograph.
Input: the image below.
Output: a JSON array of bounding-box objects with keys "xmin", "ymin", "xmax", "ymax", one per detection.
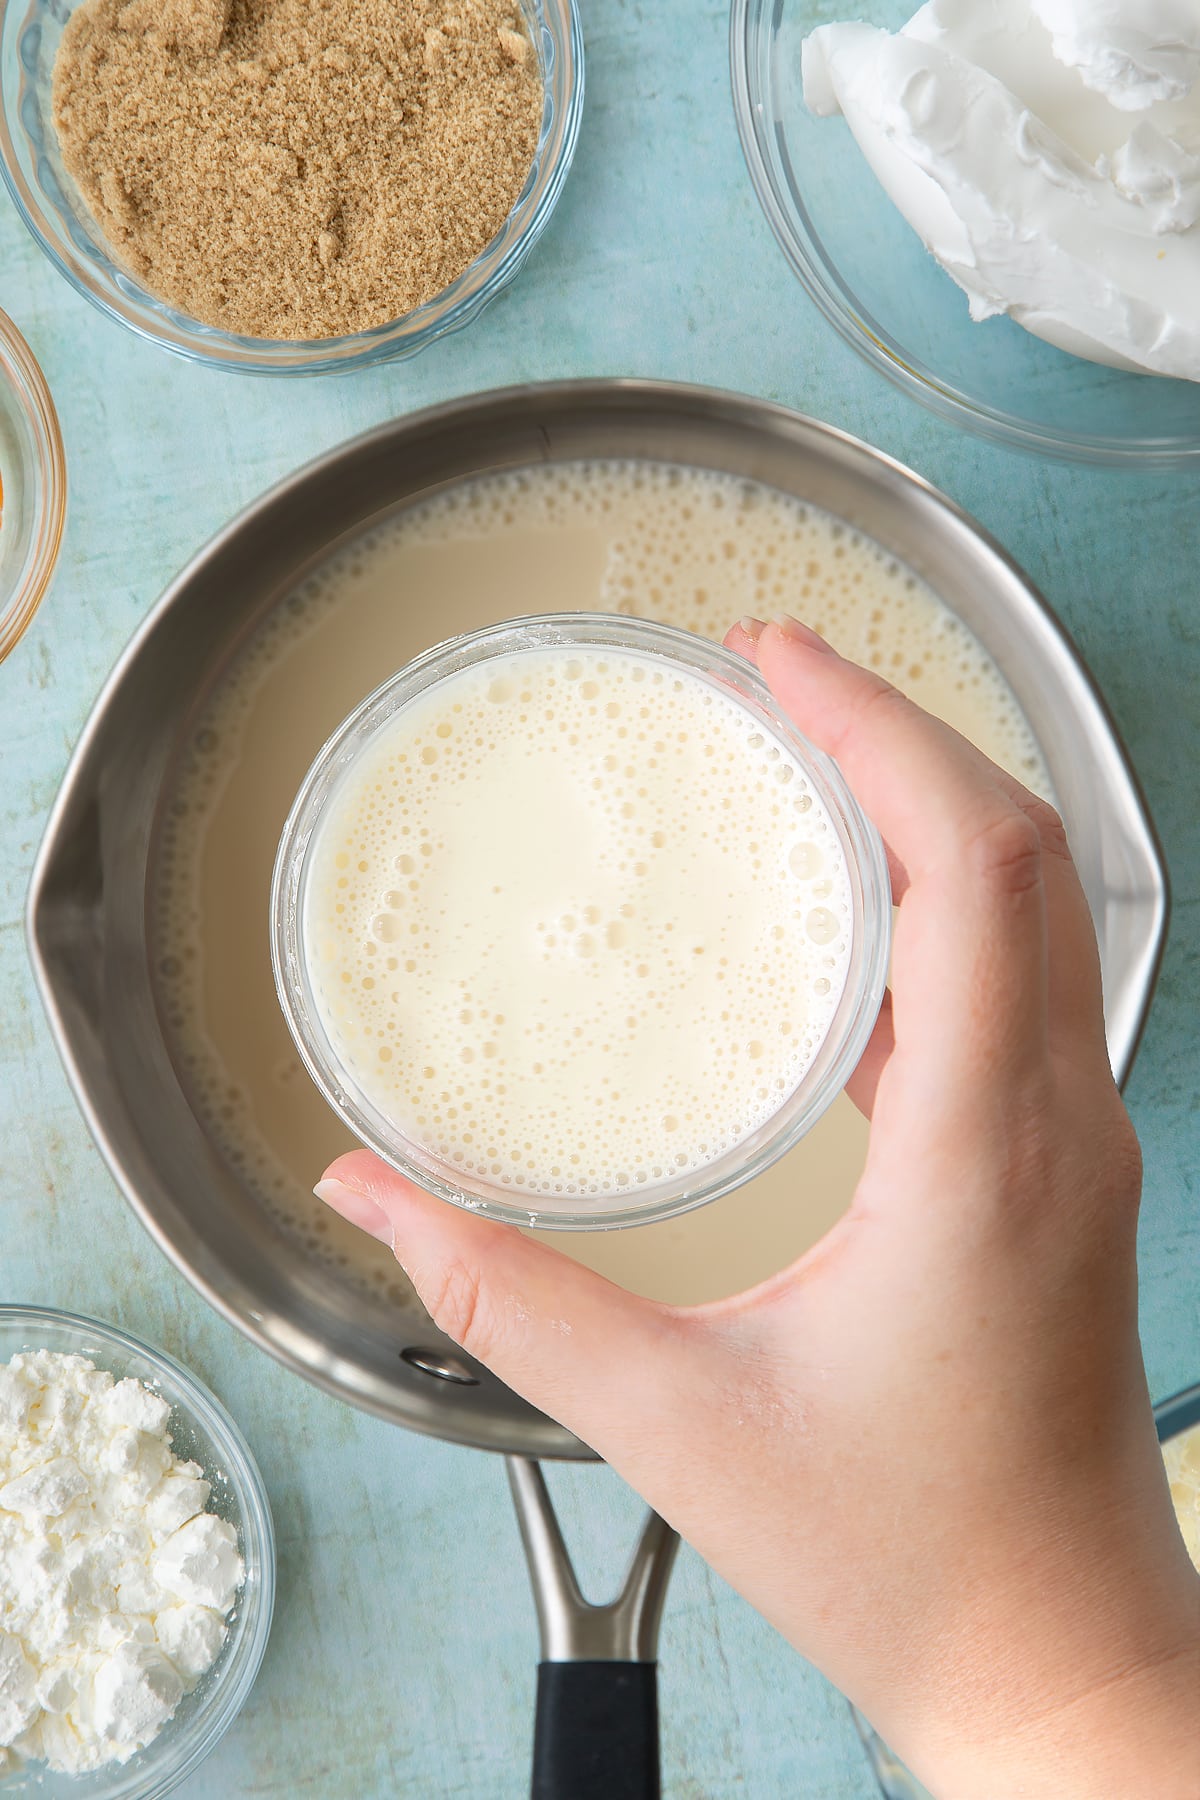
[
  {"xmin": 152, "ymin": 457, "xmax": 1051, "ymax": 1278},
  {"xmin": 397, "ymin": 461, "xmax": 1049, "ymax": 789},
  {"xmin": 302, "ymin": 646, "xmax": 854, "ymax": 1197}
]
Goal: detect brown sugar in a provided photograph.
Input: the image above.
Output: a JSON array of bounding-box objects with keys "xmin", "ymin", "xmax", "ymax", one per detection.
[{"xmin": 52, "ymin": 0, "xmax": 543, "ymax": 340}]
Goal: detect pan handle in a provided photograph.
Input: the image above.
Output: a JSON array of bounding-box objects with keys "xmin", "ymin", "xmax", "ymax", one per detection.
[
  {"xmin": 532, "ymin": 1661, "xmax": 660, "ymax": 1800},
  {"xmin": 507, "ymin": 1457, "xmax": 679, "ymax": 1800}
]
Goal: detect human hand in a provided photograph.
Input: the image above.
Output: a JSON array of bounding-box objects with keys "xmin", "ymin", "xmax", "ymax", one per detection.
[{"xmin": 315, "ymin": 617, "xmax": 1200, "ymax": 1798}]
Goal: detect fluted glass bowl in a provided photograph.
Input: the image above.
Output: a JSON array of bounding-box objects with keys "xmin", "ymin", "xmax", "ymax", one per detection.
[
  {"xmin": 0, "ymin": 308, "xmax": 64, "ymax": 661},
  {"xmin": 0, "ymin": 1306, "xmax": 274, "ymax": 1798},
  {"xmin": 854, "ymin": 1381, "xmax": 1200, "ymax": 1798},
  {"xmin": 0, "ymin": 0, "xmax": 583, "ymax": 374},
  {"xmin": 730, "ymin": 0, "xmax": 1200, "ymax": 466}
]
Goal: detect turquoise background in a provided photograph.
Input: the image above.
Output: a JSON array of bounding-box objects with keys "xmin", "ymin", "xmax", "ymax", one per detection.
[{"xmin": 2, "ymin": 3, "xmax": 1197, "ymax": 1794}]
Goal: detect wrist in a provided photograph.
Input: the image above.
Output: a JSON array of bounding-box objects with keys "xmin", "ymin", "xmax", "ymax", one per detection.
[{"xmin": 898, "ymin": 1597, "xmax": 1200, "ymax": 1800}]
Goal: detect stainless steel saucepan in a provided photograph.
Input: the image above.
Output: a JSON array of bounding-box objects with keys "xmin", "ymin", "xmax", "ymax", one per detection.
[{"xmin": 27, "ymin": 381, "xmax": 1167, "ymax": 1797}]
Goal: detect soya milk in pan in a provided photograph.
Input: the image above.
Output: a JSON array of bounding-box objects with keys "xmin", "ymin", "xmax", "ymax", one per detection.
[{"xmin": 154, "ymin": 461, "xmax": 1049, "ymax": 1306}]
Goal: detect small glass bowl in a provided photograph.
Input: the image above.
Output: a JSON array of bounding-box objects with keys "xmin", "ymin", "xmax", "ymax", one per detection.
[
  {"xmin": 271, "ymin": 613, "xmax": 891, "ymax": 1231},
  {"xmin": 0, "ymin": 0, "xmax": 583, "ymax": 374},
  {"xmin": 0, "ymin": 1305, "xmax": 275, "ymax": 1799},
  {"xmin": 854, "ymin": 1382, "xmax": 1200, "ymax": 1799},
  {"xmin": 730, "ymin": 0, "xmax": 1200, "ymax": 466},
  {"xmin": 0, "ymin": 309, "xmax": 65, "ymax": 661}
]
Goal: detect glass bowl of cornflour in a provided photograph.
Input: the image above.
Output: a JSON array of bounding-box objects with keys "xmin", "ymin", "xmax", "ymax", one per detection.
[
  {"xmin": 0, "ymin": 1306, "xmax": 274, "ymax": 1797},
  {"xmin": 0, "ymin": 0, "xmax": 582, "ymax": 373},
  {"xmin": 271, "ymin": 613, "xmax": 892, "ymax": 1229}
]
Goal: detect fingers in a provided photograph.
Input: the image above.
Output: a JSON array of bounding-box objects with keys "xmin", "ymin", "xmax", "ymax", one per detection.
[
  {"xmin": 315, "ymin": 1149, "xmax": 705, "ymax": 1456},
  {"xmin": 737, "ymin": 612, "xmax": 1115, "ymax": 1072},
  {"xmin": 736, "ymin": 616, "xmax": 1030, "ymax": 886},
  {"xmin": 747, "ymin": 617, "xmax": 1048, "ymax": 1074},
  {"xmin": 728, "ymin": 620, "xmax": 915, "ymax": 904},
  {"xmin": 843, "ymin": 987, "xmax": 895, "ymax": 1119},
  {"xmin": 727, "ymin": 618, "xmax": 1106, "ymax": 1080}
]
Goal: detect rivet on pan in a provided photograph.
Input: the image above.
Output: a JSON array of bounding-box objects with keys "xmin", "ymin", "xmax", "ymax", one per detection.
[{"xmin": 400, "ymin": 1346, "xmax": 481, "ymax": 1385}]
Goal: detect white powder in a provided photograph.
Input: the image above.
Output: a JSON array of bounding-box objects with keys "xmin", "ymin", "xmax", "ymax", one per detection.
[{"xmin": 0, "ymin": 1350, "xmax": 245, "ymax": 1775}]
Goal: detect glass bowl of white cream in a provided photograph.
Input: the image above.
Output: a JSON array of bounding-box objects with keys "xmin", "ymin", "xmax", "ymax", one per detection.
[
  {"xmin": 271, "ymin": 613, "xmax": 891, "ymax": 1231},
  {"xmin": 0, "ymin": 1306, "xmax": 274, "ymax": 1798},
  {"xmin": 731, "ymin": 0, "xmax": 1200, "ymax": 465}
]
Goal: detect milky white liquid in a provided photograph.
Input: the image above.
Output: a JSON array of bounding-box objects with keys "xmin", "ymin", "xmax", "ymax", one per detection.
[
  {"xmin": 301, "ymin": 644, "xmax": 856, "ymax": 1200},
  {"xmin": 153, "ymin": 459, "xmax": 1050, "ymax": 1306}
]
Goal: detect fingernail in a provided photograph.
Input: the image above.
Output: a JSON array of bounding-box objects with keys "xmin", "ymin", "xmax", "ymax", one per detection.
[
  {"xmin": 772, "ymin": 614, "xmax": 833, "ymax": 653},
  {"xmin": 314, "ymin": 1177, "xmax": 394, "ymax": 1247},
  {"xmin": 739, "ymin": 616, "xmax": 767, "ymax": 642}
]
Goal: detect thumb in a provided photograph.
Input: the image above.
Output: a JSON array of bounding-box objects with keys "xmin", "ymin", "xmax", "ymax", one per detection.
[{"xmin": 315, "ymin": 1149, "xmax": 702, "ymax": 1454}]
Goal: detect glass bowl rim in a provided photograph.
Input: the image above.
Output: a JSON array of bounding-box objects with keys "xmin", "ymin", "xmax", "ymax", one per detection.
[
  {"xmin": 728, "ymin": 0, "xmax": 1200, "ymax": 469},
  {"xmin": 0, "ymin": 0, "xmax": 584, "ymax": 375},
  {"xmin": 0, "ymin": 305, "xmax": 66, "ymax": 661},
  {"xmin": 0, "ymin": 1302, "xmax": 276, "ymax": 1799},
  {"xmin": 1155, "ymin": 1379, "xmax": 1200, "ymax": 1443},
  {"xmin": 270, "ymin": 610, "xmax": 892, "ymax": 1232}
]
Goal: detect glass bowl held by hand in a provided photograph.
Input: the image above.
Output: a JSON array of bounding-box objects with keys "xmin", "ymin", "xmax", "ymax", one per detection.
[
  {"xmin": 0, "ymin": 1305, "xmax": 275, "ymax": 1800},
  {"xmin": 730, "ymin": 0, "xmax": 1200, "ymax": 466},
  {"xmin": 271, "ymin": 613, "xmax": 892, "ymax": 1232},
  {"xmin": 0, "ymin": 0, "xmax": 583, "ymax": 374},
  {"xmin": 0, "ymin": 308, "xmax": 65, "ymax": 662}
]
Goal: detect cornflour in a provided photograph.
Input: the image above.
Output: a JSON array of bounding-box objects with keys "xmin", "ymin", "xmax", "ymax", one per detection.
[{"xmin": 0, "ymin": 1349, "xmax": 243, "ymax": 1773}]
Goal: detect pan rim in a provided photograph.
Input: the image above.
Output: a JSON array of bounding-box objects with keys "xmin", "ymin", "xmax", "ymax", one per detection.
[{"xmin": 25, "ymin": 377, "xmax": 1170, "ymax": 1453}]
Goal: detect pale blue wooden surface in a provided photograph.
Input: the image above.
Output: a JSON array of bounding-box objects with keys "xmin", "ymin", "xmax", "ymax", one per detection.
[{"xmin": 1, "ymin": 3, "xmax": 1198, "ymax": 1795}]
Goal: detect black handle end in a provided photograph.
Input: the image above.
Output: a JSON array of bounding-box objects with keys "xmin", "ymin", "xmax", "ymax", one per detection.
[{"xmin": 532, "ymin": 1660, "xmax": 660, "ymax": 1800}]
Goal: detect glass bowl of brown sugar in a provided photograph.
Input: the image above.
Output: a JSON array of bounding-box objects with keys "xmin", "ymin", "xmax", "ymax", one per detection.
[{"xmin": 0, "ymin": 0, "xmax": 583, "ymax": 375}]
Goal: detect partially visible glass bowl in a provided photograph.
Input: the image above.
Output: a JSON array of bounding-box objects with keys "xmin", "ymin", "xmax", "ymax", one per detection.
[
  {"xmin": 0, "ymin": 0, "xmax": 583, "ymax": 374},
  {"xmin": 853, "ymin": 1382, "xmax": 1200, "ymax": 1798},
  {"xmin": 0, "ymin": 1305, "xmax": 274, "ymax": 1799},
  {"xmin": 730, "ymin": 0, "xmax": 1200, "ymax": 466},
  {"xmin": 1156, "ymin": 1381, "xmax": 1200, "ymax": 1446},
  {"xmin": 0, "ymin": 309, "xmax": 64, "ymax": 661}
]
